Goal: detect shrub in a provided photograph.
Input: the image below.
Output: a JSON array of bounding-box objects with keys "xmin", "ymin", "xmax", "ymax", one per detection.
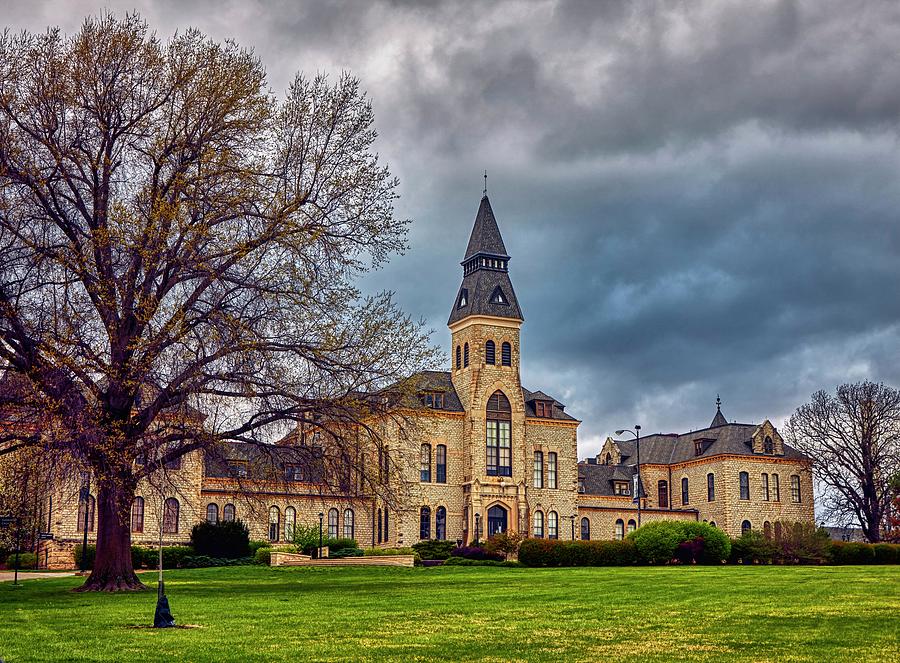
[
  {"xmin": 729, "ymin": 531, "xmax": 779, "ymax": 565},
  {"xmin": 830, "ymin": 541, "xmax": 876, "ymax": 565},
  {"xmin": 74, "ymin": 544, "xmax": 96, "ymax": 569},
  {"xmin": 449, "ymin": 545, "xmax": 503, "ymax": 561},
  {"xmin": 518, "ymin": 539, "xmax": 638, "ymax": 567},
  {"xmin": 190, "ymin": 519, "xmax": 251, "ymax": 559},
  {"xmin": 627, "ymin": 521, "xmax": 684, "ymax": 564},
  {"xmin": 443, "ymin": 556, "xmax": 523, "ymax": 567},
  {"xmin": 248, "ymin": 540, "xmax": 270, "ymax": 556},
  {"xmin": 362, "ymin": 547, "xmax": 416, "ymax": 556},
  {"xmin": 329, "ymin": 548, "xmax": 364, "ymax": 559},
  {"xmin": 484, "ymin": 532, "xmax": 525, "ymax": 560},
  {"xmin": 777, "ymin": 522, "xmax": 831, "ymax": 565},
  {"xmin": 412, "ymin": 540, "xmax": 456, "ymax": 560},
  {"xmin": 292, "ymin": 523, "xmax": 322, "ymax": 554},
  {"xmin": 9, "ymin": 552, "xmax": 37, "ymax": 569},
  {"xmin": 626, "ymin": 521, "xmax": 730, "ymax": 565},
  {"xmin": 677, "ymin": 522, "xmax": 731, "ymax": 563},
  {"xmin": 327, "ymin": 538, "xmax": 358, "ymax": 553},
  {"xmin": 873, "ymin": 543, "xmax": 900, "ymax": 564},
  {"xmin": 131, "ymin": 545, "xmax": 153, "ymax": 569},
  {"xmin": 254, "ymin": 547, "xmax": 272, "ymax": 565}
]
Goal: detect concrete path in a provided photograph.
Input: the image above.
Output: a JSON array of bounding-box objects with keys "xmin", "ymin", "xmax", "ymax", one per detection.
[{"xmin": 0, "ymin": 571, "xmax": 76, "ymax": 582}]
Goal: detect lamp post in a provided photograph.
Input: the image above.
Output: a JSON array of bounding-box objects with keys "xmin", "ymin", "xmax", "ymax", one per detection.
[
  {"xmin": 570, "ymin": 514, "xmax": 576, "ymax": 540},
  {"xmin": 318, "ymin": 512, "xmax": 324, "ymax": 559},
  {"xmin": 615, "ymin": 425, "xmax": 642, "ymax": 527}
]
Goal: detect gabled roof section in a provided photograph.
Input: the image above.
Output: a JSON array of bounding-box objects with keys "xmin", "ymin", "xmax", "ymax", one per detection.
[
  {"xmin": 711, "ymin": 396, "xmax": 728, "ymax": 427},
  {"xmin": 464, "ymin": 195, "xmax": 509, "ymax": 259}
]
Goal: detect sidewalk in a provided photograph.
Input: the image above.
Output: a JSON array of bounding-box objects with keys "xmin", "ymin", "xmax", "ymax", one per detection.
[{"xmin": 0, "ymin": 571, "xmax": 76, "ymax": 582}]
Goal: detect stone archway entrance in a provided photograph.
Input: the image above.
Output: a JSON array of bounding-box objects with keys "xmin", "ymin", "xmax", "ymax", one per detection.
[{"xmin": 487, "ymin": 505, "xmax": 508, "ymax": 536}]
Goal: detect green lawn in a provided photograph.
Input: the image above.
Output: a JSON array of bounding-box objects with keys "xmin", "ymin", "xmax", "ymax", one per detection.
[{"xmin": 1, "ymin": 565, "xmax": 897, "ymax": 662}]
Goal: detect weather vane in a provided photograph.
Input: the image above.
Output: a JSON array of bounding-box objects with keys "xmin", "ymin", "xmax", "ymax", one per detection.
[{"xmin": 483, "ymin": 170, "xmax": 488, "ymax": 197}]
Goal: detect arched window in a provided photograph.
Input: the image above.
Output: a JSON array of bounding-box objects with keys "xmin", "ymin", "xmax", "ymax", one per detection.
[
  {"xmin": 131, "ymin": 497, "xmax": 144, "ymax": 533},
  {"xmin": 627, "ymin": 519, "xmax": 637, "ymax": 533},
  {"xmin": 268, "ymin": 506, "xmax": 280, "ymax": 542},
  {"xmin": 328, "ymin": 508, "xmax": 339, "ymax": 539},
  {"xmin": 533, "ymin": 451, "xmax": 543, "ymax": 488},
  {"xmin": 580, "ymin": 517, "xmax": 590, "ymax": 540},
  {"xmin": 486, "ymin": 391, "xmax": 512, "ymax": 476},
  {"xmin": 791, "ymin": 474, "xmax": 801, "ymax": 503},
  {"xmin": 384, "ymin": 508, "xmax": 389, "ymax": 541},
  {"xmin": 223, "ymin": 504, "xmax": 235, "ymax": 522},
  {"xmin": 605, "ymin": 452, "xmax": 612, "ymax": 465},
  {"xmin": 547, "ymin": 453, "xmax": 557, "ymax": 489},
  {"xmin": 764, "ymin": 436, "xmax": 774, "ymax": 454},
  {"xmin": 774, "ymin": 521, "xmax": 783, "ymax": 541},
  {"xmin": 163, "ymin": 497, "xmax": 179, "ymax": 534},
  {"xmin": 772, "ymin": 473, "xmax": 780, "ymax": 501},
  {"xmin": 657, "ymin": 480, "xmax": 669, "ymax": 508},
  {"xmin": 533, "ymin": 510, "xmax": 544, "ymax": 538},
  {"xmin": 456, "ymin": 345, "xmax": 461, "ymax": 369},
  {"xmin": 739, "ymin": 472, "xmax": 750, "ymax": 500},
  {"xmin": 436, "ymin": 445, "xmax": 447, "ymax": 483},
  {"xmin": 741, "ymin": 520, "xmax": 751, "ymax": 535},
  {"xmin": 420, "ymin": 443, "xmax": 432, "ymax": 482},
  {"xmin": 763, "ymin": 521, "xmax": 772, "ymax": 539},
  {"xmin": 709, "ymin": 521, "xmax": 717, "ymax": 528},
  {"xmin": 419, "ymin": 506, "xmax": 431, "ymax": 540},
  {"xmin": 681, "ymin": 477, "xmax": 689, "ymax": 505},
  {"xmin": 285, "ymin": 507, "xmax": 296, "ymax": 540},
  {"xmin": 343, "ymin": 509, "xmax": 354, "ymax": 539},
  {"xmin": 377, "ymin": 508, "xmax": 383, "ymax": 543},
  {"xmin": 707, "ymin": 473, "xmax": 716, "ymax": 501},
  {"xmin": 206, "ymin": 503, "xmax": 219, "ymax": 524},
  {"xmin": 615, "ymin": 519, "xmax": 624, "ymax": 541},
  {"xmin": 77, "ymin": 494, "xmax": 96, "ymax": 533},
  {"xmin": 463, "ymin": 343, "xmax": 469, "ymax": 367},
  {"xmin": 435, "ymin": 506, "xmax": 447, "ymax": 540},
  {"xmin": 501, "ymin": 342, "xmax": 511, "ymax": 366},
  {"xmin": 762, "ymin": 473, "xmax": 770, "ymax": 501},
  {"xmin": 485, "ymin": 340, "xmax": 496, "ymax": 365},
  {"xmin": 548, "ymin": 511, "xmax": 558, "ymax": 540}
]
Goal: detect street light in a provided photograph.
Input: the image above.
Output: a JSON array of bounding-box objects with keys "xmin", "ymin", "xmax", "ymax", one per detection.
[
  {"xmin": 570, "ymin": 514, "xmax": 576, "ymax": 540},
  {"xmin": 318, "ymin": 512, "xmax": 324, "ymax": 559},
  {"xmin": 615, "ymin": 425, "xmax": 642, "ymax": 527}
]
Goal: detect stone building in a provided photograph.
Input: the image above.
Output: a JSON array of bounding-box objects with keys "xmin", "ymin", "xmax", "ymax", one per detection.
[{"xmin": 1, "ymin": 194, "xmax": 814, "ymax": 568}]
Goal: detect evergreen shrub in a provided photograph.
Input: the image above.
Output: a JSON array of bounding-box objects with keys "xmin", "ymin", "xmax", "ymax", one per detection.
[{"xmin": 190, "ymin": 519, "xmax": 251, "ymax": 558}]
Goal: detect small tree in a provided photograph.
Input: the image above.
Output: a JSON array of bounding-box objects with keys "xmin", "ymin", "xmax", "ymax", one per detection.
[
  {"xmin": 786, "ymin": 382, "xmax": 900, "ymax": 542},
  {"xmin": 484, "ymin": 531, "xmax": 524, "ymax": 560}
]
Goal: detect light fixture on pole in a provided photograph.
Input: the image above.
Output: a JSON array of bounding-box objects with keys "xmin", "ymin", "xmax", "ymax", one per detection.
[
  {"xmin": 318, "ymin": 512, "xmax": 324, "ymax": 559},
  {"xmin": 615, "ymin": 425, "xmax": 642, "ymax": 527}
]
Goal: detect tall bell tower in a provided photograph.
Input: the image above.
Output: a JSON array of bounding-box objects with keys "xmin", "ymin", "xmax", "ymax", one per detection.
[{"xmin": 449, "ymin": 194, "xmax": 528, "ymax": 539}]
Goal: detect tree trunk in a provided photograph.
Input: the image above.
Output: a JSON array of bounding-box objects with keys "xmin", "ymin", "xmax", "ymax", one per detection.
[{"xmin": 74, "ymin": 482, "xmax": 146, "ymax": 592}]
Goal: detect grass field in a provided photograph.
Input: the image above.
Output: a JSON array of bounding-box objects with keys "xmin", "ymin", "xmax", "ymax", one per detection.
[{"xmin": 1, "ymin": 565, "xmax": 898, "ymax": 662}]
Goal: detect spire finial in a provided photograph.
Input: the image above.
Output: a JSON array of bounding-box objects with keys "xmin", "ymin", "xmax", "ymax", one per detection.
[
  {"xmin": 716, "ymin": 394, "xmax": 722, "ymax": 411},
  {"xmin": 483, "ymin": 170, "xmax": 488, "ymax": 197}
]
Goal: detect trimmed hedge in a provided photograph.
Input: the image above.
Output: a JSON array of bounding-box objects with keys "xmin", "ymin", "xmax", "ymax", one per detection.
[
  {"xmin": 450, "ymin": 545, "xmax": 504, "ymax": 561},
  {"xmin": 628, "ymin": 521, "xmax": 731, "ymax": 565},
  {"xmin": 190, "ymin": 519, "xmax": 251, "ymax": 559},
  {"xmin": 873, "ymin": 543, "xmax": 900, "ymax": 564},
  {"xmin": 329, "ymin": 548, "xmax": 365, "ymax": 559},
  {"xmin": 5, "ymin": 551, "xmax": 37, "ymax": 569},
  {"xmin": 412, "ymin": 540, "xmax": 455, "ymax": 560},
  {"xmin": 830, "ymin": 541, "xmax": 877, "ymax": 565},
  {"xmin": 362, "ymin": 547, "xmax": 416, "ymax": 556},
  {"xmin": 253, "ymin": 547, "xmax": 272, "ymax": 565},
  {"xmin": 518, "ymin": 539, "xmax": 638, "ymax": 567},
  {"xmin": 443, "ymin": 556, "xmax": 523, "ymax": 567}
]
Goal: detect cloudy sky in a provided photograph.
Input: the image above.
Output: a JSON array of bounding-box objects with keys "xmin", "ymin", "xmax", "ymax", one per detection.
[{"xmin": 5, "ymin": 0, "xmax": 900, "ymax": 456}]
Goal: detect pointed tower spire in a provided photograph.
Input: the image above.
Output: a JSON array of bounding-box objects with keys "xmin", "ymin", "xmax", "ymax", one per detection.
[
  {"xmin": 710, "ymin": 395, "xmax": 727, "ymax": 427},
  {"xmin": 448, "ymin": 195, "xmax": 523, "ymax": 325}
]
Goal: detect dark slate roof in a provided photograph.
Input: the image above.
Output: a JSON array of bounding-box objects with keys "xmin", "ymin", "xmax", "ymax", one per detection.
[
  {"xmin": 401, "ymin": 370, "xmax": 464, "ymax": 412},
  {"xmin": 464, "ymin": 196, "xmax": 509, "ymax": 259},
  {"xmin": 204, "ymin": 440, "xmax": 324, "ymax": 481},
  {"xmin": 522, "ymin": 387, "xmax": 577, "ymax": 421},
  {"xmin": 711, "ymin": 406, "xmax": 728, "ymax": 428},
  {"xmin": 610, "ymin": 422, "xmax": 809, "ymax": 464},
  {"xmin": 578, "ymin": 462, "xmax": 644, "ymax": 497}
]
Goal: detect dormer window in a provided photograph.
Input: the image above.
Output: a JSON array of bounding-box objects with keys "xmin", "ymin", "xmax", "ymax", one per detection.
[
  {"xmin": 763, "ymin": 436, "xmax": 774, "ymax": 454},
  {"xmin": 613, "ymin": 481, "xmax": 630, "ymax": 496},
  {"xmin": 423, "ymin": 392, "xmax": 444, "ymax": 409},
  {"xmin": 490, "ymin": 286, "xmax": 508, "ymax": 305},
  {"xmin": 534, "ymin": 401, "xmax": 552, "ymax": 418},
  {"xmin": 578, "ymin": 478, "xmax": 585, "ymax": 493},
  {"xmin": 458, "ymin": 288, "xmax": 468, "ymax": 308},
  {"xmin": 694, "ymin": 440, "xmax": 703, "ymax": 456}
]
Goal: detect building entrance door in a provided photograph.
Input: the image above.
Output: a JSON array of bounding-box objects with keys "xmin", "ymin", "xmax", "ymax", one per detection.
[{"xmin": 487, "ymin": 505, "xmax": 507, "ymax": 536}]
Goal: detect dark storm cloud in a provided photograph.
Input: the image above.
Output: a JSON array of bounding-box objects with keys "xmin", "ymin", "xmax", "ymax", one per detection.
[{"xmin": 4, "ymin": 0, "xmax": 900, "ymax": 454}]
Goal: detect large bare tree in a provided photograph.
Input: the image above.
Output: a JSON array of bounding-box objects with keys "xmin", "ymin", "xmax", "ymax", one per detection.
[
  {"xmin": 0, "ymin": 14, "xmax": 433, "ymax": 590},
  {"xmin": 785, "ymin": 381, "xmax": 900, "ymax": 542}
]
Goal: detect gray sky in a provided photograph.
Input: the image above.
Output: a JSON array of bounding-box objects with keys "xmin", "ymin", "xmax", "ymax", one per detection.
[{"xmin": 4, "ymin": 0, "xmax": 900, "ymax": 456}]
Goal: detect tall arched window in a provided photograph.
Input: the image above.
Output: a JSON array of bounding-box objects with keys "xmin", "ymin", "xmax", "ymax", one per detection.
[
  {"xmin": 420, "ymin": 443, "xmax": 432, "ymax": 482},
  {"xmin": 456, "ymin": 345, "xmax": 461, "ymax": 369},
  {"xmin": 548, "ymin": 511, "xmax": 558, "ymax": 540},
  {"xmin": 343, "ymin": 509, "xmax": 354, "ymax": 539},
  {"xmin": 658, "ymin": 480, "xmax": 669, "ymax": 508},
  {"xmin": 435, "ymin": 506, "xmax": 447, "ymax": 540},
  {"xmin": 791, "ymin": 474, "xmax": 801, "ymax": 503},
  {"xmin": 772, "ymin": 474, "xmax": 781, "ymax": 501},
  {"xmin": 774, "ymin": 522, "xmax": 783, "ymax": 541},
  {"xmin": 615, "ymin": 519, "xmax": 624, "ymax": 541},
  {"xmin": 627, "ymin": 519, "xmax": 636, "ymax": 533},
  {"xmin": 707, "ymin": 473, "xmax": 716, "ymax": 501},
  {"xmin": 328, "ymin": 508, "xmax": 339, "ymax": 538},
  {"xmin": 223, "ymin": 504, "xmax": 235, "ymax": 522},
  {"xmin": 377, "ymin": 508, "xmax": 383, "ymax": 543},
  {"xmin": 762, "ymin": 473, "xmax": 770, "ymax": 501},
  {"xmin": 77, "ymin": 494, "xmax": 96, "ymax": 533},
  {"xmin": 285, "ymin": 506, "xmax": 296, "ymax": 540},
  {"xmin": 384, "ymin": 508, "xmax": 389, "ymax": 541},
  {"xmin": 533, "ymin": 510, "xmax": 544, "ymax": 538},
  {"xmin": 741, "ymin": 520, "xmax": 752, "ymax": 535},
  {"xmin": 547, "ymin": 453, "xmax": 557, "ymax": 489},
  {"xmin": 419, "ymin": 506, "xmax": 431, "ymax": 540},
  {"xmin": 463, "ymin": 343, "xmax": 469, "ymax": 367},
  {"xmin": 533, "ymin": 451, "xmax": 543, "ymax": 488},
  {"xmin": 268, "ymin": 506, "xmax": 281, "ymax": 542},
  {"xmin": 605, "ymin": 453, "xmax": 612, "ymax": 465},
  {"xmin": 485, "ymin": 340, "xmax": 496, "ymax": 364},
  {"xmin": 486, "ymin": 391, "xmax": 512, "ymax": 476},
  {"xmin": 206, "ymin": 503, "xmax": 219, "ymax": 524},
  {"xmin": 163, "ymin": 497, "xmax": 179, "ymax": 534},
  {"xmin": 580, "ymin": 517, "xmax": 590, "ymax": 540},
  {"xmin": 763, "ymin": 521, "xmax": 772, "ymax": 539},
  {"xmin": 131, "ymin": 497, "xmax": 144, "ymax": 533},
  {"xmin": 764, "ymin": 436, "xmax": 774, "ymax": 454},
  {"xmin": 501, "ymin": 342, "xmax": 511, "ymax": 366},
  {"xmin": 436, "ymin": 444, "xmax": 447, "ymax": 483},
  {"xmin": 739, "ymin": 472, "xmax": 750, "ymax": 500},
  {"xmin": 681, "ymin": 477, "xmax": 689, "ymax": 505}
]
